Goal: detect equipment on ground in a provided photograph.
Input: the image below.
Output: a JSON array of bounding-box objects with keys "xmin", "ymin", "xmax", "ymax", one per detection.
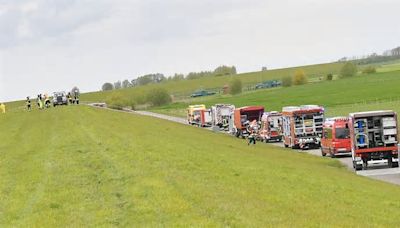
[
  {"xmin": 53, "ymin": 92, "xmax": 68, "ymax": 107},
  {"xmin": 211, "ymin": 104, "xmax": 235, "ymax": 131},
  {"xmin": 259, "ymin": 111, "xmax": 283, "ymax": 142},
  {"xmin": 321, "ymin": 117, "xmax": 351, "ymax": 157},
  {"xmin": 282, "ymin": 105, "xmax": 324, "ymax": 150},
  {"xmin": 349, "ymin": 111, "xmax": 399, "ymax": 170},
  {"xmin": 232, "ymin": 106, "xmax": 264, "ymax": 138}
]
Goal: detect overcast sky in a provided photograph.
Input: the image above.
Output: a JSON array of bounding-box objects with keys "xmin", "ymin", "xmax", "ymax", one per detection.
[{"xmin": 0, "ymin": 0, "xmax": 399, "ymax": 102}]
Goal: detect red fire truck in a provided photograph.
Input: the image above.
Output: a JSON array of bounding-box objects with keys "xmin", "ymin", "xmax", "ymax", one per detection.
[
  {"xmin": 259, "ymin": 111, "xmax": 283, "ymax": 142},
  {"xmin": 282, "ymin": 105, "xmax": 324, "ymax": 149},
  {"xmin": 349, "ymin": 111, "xmax": 399, "ymax": 170},
  {"xmin": 321, "ymin": 117, "xmax": 351, "ymax": 157},
  {"xmin": 233, "ymin": 106, "xmax": 264, "ymax": 138}
]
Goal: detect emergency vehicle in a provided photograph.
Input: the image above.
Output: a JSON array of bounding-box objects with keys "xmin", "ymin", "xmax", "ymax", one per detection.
[
  {"xmin": 211, "ymin": 104, "xmax": 235, "ymax": 131},
  {"xmin": 282, "ymin": 105, "xmax": 324, "ymax": 149},
  {"xmin": 259, "ymin": 111, "xmax": 283, "ymax": 142},
  {"xmin": 187, "ymin": 105, "xmax": 212, "ymax": 127},
  {"xmin": 349, "ymin": 111, "xmax": 399, "ymax": 170},
  {"xmin": 321, "ymin": 117, "xmax": 351, "ymax": 157},
  {"xmin": 232, "ymin": 106, "xmax": 264, "ymax": 138}
]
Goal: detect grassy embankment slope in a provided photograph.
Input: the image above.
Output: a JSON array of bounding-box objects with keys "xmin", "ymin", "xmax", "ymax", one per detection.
[
  {"xmin": 81, "ymin": 62, "xmax": 344, "ymax": 103},
  {"xmin": 152, "ymin": 69, "xmax": 400, "ymax": 118},
  {"xmin": 1, "ymin": 106, "xmax": 400, "ymax": 226}
]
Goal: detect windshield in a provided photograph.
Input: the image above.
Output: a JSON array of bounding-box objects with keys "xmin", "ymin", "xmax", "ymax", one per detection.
[{"xmin": 335, "ymin": 128, "xmax": 350, "ymax": 139}]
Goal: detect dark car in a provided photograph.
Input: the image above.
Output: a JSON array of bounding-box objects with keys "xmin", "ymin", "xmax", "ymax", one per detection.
[
  {"xmin": 255, "ymin": 80, "xmax": 281, "ymax": 90},
  {"xmin": 190, "ymin": 90, "xmax": 216, "ymax": 98}
]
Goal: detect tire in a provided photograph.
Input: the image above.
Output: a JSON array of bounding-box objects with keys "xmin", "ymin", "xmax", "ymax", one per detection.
[
  {"xmin": 355, "ymin": 164, "xmax": 362, "ymax": 171},
  {"xmin": 235, "ymin": 130, "xmax": 241, "ymax": 138},
  {"xmin": 393, "ymin": 162, "xmax": 399, "ymax": 168},
  {"xmin": 284, "ymin": 143, "xmax": 289, "ymax": 148},
  {"xmin": 330, "ymin": 150, "xmax": 336, "ymax": 158}
]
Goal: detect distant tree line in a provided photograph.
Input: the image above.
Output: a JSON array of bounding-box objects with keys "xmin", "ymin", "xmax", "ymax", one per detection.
[
  {"xmin": 101, "ymin": 65, "xmax": 237, "ymax": 91},
  {"xmin": 338, "ymin": 45, "xmax": 400, "ymax": 65}
]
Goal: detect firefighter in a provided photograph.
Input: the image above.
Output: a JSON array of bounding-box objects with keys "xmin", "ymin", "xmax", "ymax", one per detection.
[
  {"xmin": 74, "ymin": 94, "xmax": 79, "ymax": 105},
  {"xmin": 37, "ymin": 94, "xmax": 41, "ymax": 108},
  {"xmin": 26, "ymin": 97, "xmax": 31, "ymax": 111},
  {"xmin": 0, "ymin": 103, "xmax": 5, "ymax": 114},
  {"xmin": 44, "ymin": 94, "xmax": 50, "ymax": 108},
  {"xmin": 248, "ymin": 120, "xmax": 258, "ymax": 146},
  {"xmin": 67, "ymin": 92, "xmax": 73, "ymax": 104},
  {"xmin": 222, "ymin": 118, "xmax": 229, "ymax": 129},
  {"xmin": 38, "ymin": 95, "xmax": 44, "ymax": 110}
]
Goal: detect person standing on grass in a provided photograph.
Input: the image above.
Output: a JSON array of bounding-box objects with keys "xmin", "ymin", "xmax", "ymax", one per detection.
[
  {"xmin": 36, "ymin": 94, "xmax": 41, "ymax": 108},
  {"xmin": 0, "ymin": 103, "xmax": 5, "ymax": 114},
  {"xmin": 26, "ymin": 97, "xmax": 31, "ymax": 111},
  {"xmin": 247, "ymin": 120, "xmax": 258, "ymax": 146}
]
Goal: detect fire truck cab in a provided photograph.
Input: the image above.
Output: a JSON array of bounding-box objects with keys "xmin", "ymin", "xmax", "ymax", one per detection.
[
  {"xmin": 282, "ymin": 105, "xmax": 324, "ymax": 150},
  {"xmin": 233, "ymin": 106, "xmax": 264, "ymax": 138},
  {"xmin": 187, "ymin": 105, "xmax": 212, "ymax": 127},
  {"xmin": 349, "ymin": 111, "xmax": 399, "ymax": 170},
  {"xmin": 321, "ymin": 117, "xmax": 351, "ymax": 157},
  {"xmin": 259, "ymin": 111, "xmax": 283, "ymax": 142}
]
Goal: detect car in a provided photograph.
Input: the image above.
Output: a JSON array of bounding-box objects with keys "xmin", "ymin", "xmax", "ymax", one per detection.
[
  {"xmin": 52, "ymin": 91, "xmax": 68, "ymax": 107},
  {"xmin": 255, "ymin": 80, "xmax": 281, "ymax": 90},
  {"xmin": 190, "ymin": 90, "xmax": 216, "ymax": 98}
]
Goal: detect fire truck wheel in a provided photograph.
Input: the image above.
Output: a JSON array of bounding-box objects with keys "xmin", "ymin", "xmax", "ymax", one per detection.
[
  {"xmin": 393, "ymin": 162, "xmax": 399, "ymax": 168},
  {"xmin": 355, "ymin": 164, "xmax": 362, "ymax": 171},
  {"xmin": 284, "ymin": 144, "xmax": 289, "ymax": 148}
]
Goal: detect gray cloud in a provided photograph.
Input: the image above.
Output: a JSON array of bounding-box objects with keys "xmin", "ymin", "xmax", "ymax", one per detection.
[
  {"xmin": 0, "ymin": 0, "xmax": 112, "ymax": 48},
  {"xmin": 1, "ymin": 0, "xmax": 400, "ymax": 102}
]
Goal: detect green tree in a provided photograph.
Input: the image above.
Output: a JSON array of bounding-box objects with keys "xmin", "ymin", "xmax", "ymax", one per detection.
[
  {"xmin": 102, "ymin": 82, "xmax": 114, "ymax": 91},
  {"xmin": 293, "ymin": 69, "xmax": 308, "ymax": 85},
  {"xmin": 229, "ymin": 78, "xmax": 242, "ymax": 95},
  {"xmin": 214, "ymin": 65, "xmax": 237, "ymax": 77},
  {"xmin": 282, "ymin": 76, "xmax": 292, "ymax": 87},
  {"xmin": 122, "ymin": 79, "xmax": 131, "ymax": 88},
  {"xmin": 340, "ymin": 62, "xmax": 358, "ymax": 77},
  {"xmin": 146, "ymin": 88, "xmax": 172, "ymax": 107},
  {"xmin": 362, "ymin": 66, "xmax": 376, "ymax": 74}
]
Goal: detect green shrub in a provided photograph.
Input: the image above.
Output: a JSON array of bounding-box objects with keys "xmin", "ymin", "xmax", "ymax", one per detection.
[
  {"xmin": 326, "ymin": 74, "xmax": 333, "ymax": 81},
  {"xmin": 229, "ymin": 78, "xmax": 242, "ymax": 95},
  {"xmin": 362, "ymin": 66, "xmax": 377, "ymax": 74},
  {"xmin": 282, "ymin": 76, "xmax": 292, "ymax": 87},
  {"xmin": 293, "ymin": 69, "xmax": 308, "ymax": 85},
  {"xmin": 340, "ymin": 62, "xmax": 358, "ymax": 77},
  {"xmin": 106, "ymin": 93, "xmax": 127, "ymax": 110},
  {"xmin": 146, "ymin": 88, "xmax": 172, "ymax": 107}
]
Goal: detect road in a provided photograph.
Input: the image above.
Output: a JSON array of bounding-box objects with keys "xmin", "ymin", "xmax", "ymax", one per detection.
[{"xmin": 89, "ymin": 104, "xmax": 400, "ymax": 186}]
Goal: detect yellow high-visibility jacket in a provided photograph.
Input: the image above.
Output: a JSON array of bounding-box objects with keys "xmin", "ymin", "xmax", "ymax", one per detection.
[{"xmin": 0, "ymin": 104, "xmax": 5, "ymax": 113}]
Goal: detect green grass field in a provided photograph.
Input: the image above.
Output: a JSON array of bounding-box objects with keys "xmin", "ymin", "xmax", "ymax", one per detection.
[
  {"xmin": 151, "ymin": 70, "xmax": 400, "ymax": 118},
  {"xmin": 1, "ymin": 106, "xmax": 400, "ymax": 226}
]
